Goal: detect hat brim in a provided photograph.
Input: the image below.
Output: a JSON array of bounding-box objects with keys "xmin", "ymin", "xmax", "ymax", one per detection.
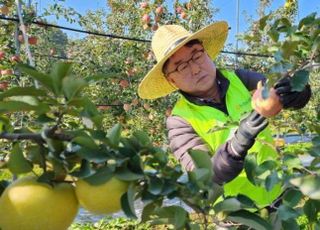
[{"xmin": 138, "ymin": 21, "xmax": 229, "ymax": 99}]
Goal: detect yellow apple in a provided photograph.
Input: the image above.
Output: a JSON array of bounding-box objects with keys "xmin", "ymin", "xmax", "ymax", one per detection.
[
  {"xmin": 0, "ymin": 176, "xmax": 79, "ymax": 230},
  {"xmin": 75, "ymin": 177, "xmax": 128, "ymax": 215}
]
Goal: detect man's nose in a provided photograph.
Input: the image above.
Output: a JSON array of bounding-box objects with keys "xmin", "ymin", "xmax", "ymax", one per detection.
[{"xmin": 189, "ymin": 60, "xmax": 201, "ymax": 75}]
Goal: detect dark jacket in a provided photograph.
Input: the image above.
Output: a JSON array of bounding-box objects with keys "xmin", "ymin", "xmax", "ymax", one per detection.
[{"xmin": 166, "ymin": 69, "xmax": 266, "ymax": 184}]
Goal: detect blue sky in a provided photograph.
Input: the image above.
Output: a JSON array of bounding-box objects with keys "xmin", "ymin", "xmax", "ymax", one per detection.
[{"xmin": 36, "ymin": 0, "xmax": 319, "ymax": 47}]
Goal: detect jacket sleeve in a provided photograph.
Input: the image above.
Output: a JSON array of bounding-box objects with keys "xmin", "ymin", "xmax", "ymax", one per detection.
[
  {"xmin": 235, "ymin": 69, "xmax": 266, "ymax": 91},
  {"xmin": 166, "ymin": 115, "xmax": 208, "ymax": 171},
  {"xmin": 167, "ymin": 115, "xmax": 244, "ymax": 184}
]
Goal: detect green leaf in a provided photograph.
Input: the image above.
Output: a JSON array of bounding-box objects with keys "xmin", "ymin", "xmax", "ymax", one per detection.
[
  {"xmin": 0, "ymin": 87, "xmax": 47, "ymax": 100},
  {"xmin": 244, "ymin": 154, "xmax": 257, "ymax": 185},
  {"xmin": 17, "ymin": 64, "xmax": 54, "ymax": 92},
  {"xmin": 277, "ymin": 204, "xmax": 299, "ymax": 221},
  {"xmin": 0, "ymin": 115, "xmax": 12, "ymax": 133},
  {"xmin": 37, "ymin": 171, "xmax": 55, "ymax": 184},
  {"xmin": 147, "ymin": 176, "xmax": 163, "ymax": 195},
  {"xmin": 259, "ymin": 14, "xmax": 270, "ymax": 30},
  {"xmin": 0, "ymin": 180, "xmax": 9, "ymax": 195},
  {"xmin": 72, "ymin": 134, "xmax": 99, "ymax": 150},
  {"xmin": 281, "ymin": 41, "xmax": 299, "ymax": 59},
  {"xmin": 265, "ymin": 171, "xmax": 280, "ymax": 191},
  {"xmin": 35, "ymin": 114, "xmax": 56, "ymax": 124},
  {"xmin": 84, "ymin": 73, "xmax": 110, "ymax": 83},
  {"xmin": 290, "ymin": 175, "xmax": 320, "ymax": 200},
  {"xmin": 8, "ymin": 96, "xmax": 39, "ymax": 106},
  {"xmin": 152, "ymin": 206, "xmax": 188, "ymax": 229},
  {"xmin": 115, "ymin": 167, "xmax": 144, "ymax": 181},
  {"xmin": 188, "ymin": 149, "xmax": 213, "ymax": 178},
  {"xmin": 62, "ymin": 76, "xmax": 87, "ymax": 100},
  {"xmin": 121, "ymin": 183, "xmax": 137, "ymax": 219},
  {"xmin": 8, "ymin": 143, "xmax": 33, "ymax": 174},
  {"xmin": 282, "ymin": 218, "xmax": 299, "ymax": 230},
  {"xmin": 213, "ymin": 198, "xmax": 242, "ymax": 213},
  {"xmin": 107, "ymin": 124, "xmax": 122, "ymax": 148},
  {"xmin": 141, "ymin": 201, "xmax": 162, "ymax": 222},
  {"xmin": 227, "ymin": 210, "xmax": 272, "ymax": 230},
  {"xmin": 214, "ymin": 195, "xmax": 257, "ymax": 213},
  {"xmin": 236, "ymin": 194, "xmax": 257, "ymax": 209},
  {"xmin": 76, "ymin": 147, "xmax": 108, "ymax": 163},
  {"xmin": 189, "ymin": 168, "xmax": 211, "ymax": 184},
  {"xmin": 268, "ymin": 29, "xmax": 279, "ymax": 42},
  {"xmin": 133, "ymin": 130, "xmax": 151, "ymax": 147},
  {"xmin": 256, "ymin": 160, "xmax": 277, "ymax": 176},
  {"xmin": 283, "ymin": 189, "xmax": 303, "ymax": 207},
  {"xmin": 70, "ymin": 159, "xmax": 95, "ymax": 178},
  {"xmin": 283, "ymin": 154, "xmax": 302, "ymax": 170},
  {"xmin": 25, "ymin": 145, "xmax": 45, "ymax": 166},
  {"xmin": 0, "ymin": 101, "xmax": 49, "ymax": 114},
  {"xmin": 291, "ymin": 70, "xmax": 309, "ymax": 92},
  {"xmin": 304, "ymin": 199, "xmax": 320, "ymax": 223},
  {"xmin": 310, "ymin": 136, "xmax": 320, "ymax": 157},
  {"xmin": 45, "ymin": 138, "xmax": 64, "ymax": 153},
  {"xmin": 83, "ymin": 166, "xmax": 113, "ymax": 185},
  {"xmin": 298, "ymin": 13, "xmax": 317, "ymax": 29},
  {"xmin": 50, "ymin": 62, "xmax": 72, "ymax": 95},
  {"xmin": 78, "ymin": 97, "xmax": 102, "ymax": 127},
  {"xmin": 154, "ymin": 151, "xmax": 167, "ymax": 164}
]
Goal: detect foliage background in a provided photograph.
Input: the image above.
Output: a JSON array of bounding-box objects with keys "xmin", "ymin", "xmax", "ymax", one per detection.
[{"xmin": 0, "ymin": 0, "xmax": 319, "ymax": 229}]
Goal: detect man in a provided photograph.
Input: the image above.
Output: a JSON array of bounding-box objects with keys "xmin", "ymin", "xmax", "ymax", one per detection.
[{"xmin": 138, "ymin": 22, "xmax": 311, "ymax": 208}]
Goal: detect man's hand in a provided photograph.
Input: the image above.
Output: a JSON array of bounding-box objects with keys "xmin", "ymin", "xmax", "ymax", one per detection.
[
  {"xmin": 229, "ymin": 111, "xmax": 268, "ymax": 159},
  {"xmin": 274, "ymin": 76, "xmax": 311, "ymax": 110}
]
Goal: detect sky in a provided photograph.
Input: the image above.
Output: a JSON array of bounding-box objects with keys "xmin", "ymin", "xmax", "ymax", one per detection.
[{"xmin": 35, "ymin": 0, "xmax": 320, "ymax": 47}]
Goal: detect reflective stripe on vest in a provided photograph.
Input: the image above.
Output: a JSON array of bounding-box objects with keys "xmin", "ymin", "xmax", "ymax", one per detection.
[{"xmin": 172, "ymin": 69, "xmax": 282, "ymax": 207}]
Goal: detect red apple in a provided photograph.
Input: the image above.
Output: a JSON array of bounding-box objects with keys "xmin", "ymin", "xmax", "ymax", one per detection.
[
  {"xmin": 143, "ymin": 103, "xmax": 151, "ymax": 110},
  {"xmin": 131, "ymin": 98, "xmax": 139, "ymax": 106},
  {"xmin": 123, "ymin": 103, "xmax": 131, "ymax": 112},
  {"xmin": 143, "ymin": 24, "xmax": 149, "ymax": 30},
  {"xmin": 181, "ymin": 11, "xmax": 187, "ymax": 19},
  {"xmin": 28, "ymin": 36, "xmax": 38, "ymax": 45},
  {"xmin": 155, "ymin": 16, "xmax": 160, "ymax": 22},
  {"xmin": 50, "ymin": 48, "xmax": 56, "ymax": 56},
  {"xmin": 251, "ymin": 81, "xmax": 283, "ymax": 118},
  {"xmin": 176, "ymin": 6, "xmax": 183, "ymax": 14},
  {"xmin": 0, "ymin": 6, "xmax": 9, "ymax": 15},
  {"xmin": 165, "ymin": 107, "xmax": 173, "ymax": 117},
  {"xmin": 119, "ymin": 79, "xmax": 129, "ymax": 88},
  {"xmin": 0, "ymin": 51, "xmax": 5, "ymax": 60},
  {"xmin": 155, "ymin": 6, "xmax": 163, "ymax": 15},
  {"xmin": 140, "ymin": 2, "xmax": 148, "ymax": 9},
  {"xmin": 97, "ymin": 105, "xmax": 110, "ymax": 111},
  {"xmin": 1, "ymin": 69, "xmax": 13, "ymax": 76},
  {"xmin": 148, "ymin": 113, "xmax": 154, "ymax": 120},
  {"xmin": 124, "ymin": 58, "xmax": 133, "ymax": 65},
  {"xmin": 0, "ymin": 81, "xmax": 9, "ymax": 90},
  {"xmin": 152, "ymin": 24, "xmax": 159, "ymax": 31},
  {"xmin": 10, "ymin": 55, "xmax": 21, "ymax": 63},
  {"xmin": 142, "ymin": 14, "xmax": 151, "ymax": 24},
  {"xmin": 186, "ymin": 2, "xmax": 192, "ymax": 10}
]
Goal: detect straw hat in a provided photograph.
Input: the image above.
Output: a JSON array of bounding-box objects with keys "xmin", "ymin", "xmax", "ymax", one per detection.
[{"xmin": 138, "ymin": 21, "xmax": 229, "ymax": 99}]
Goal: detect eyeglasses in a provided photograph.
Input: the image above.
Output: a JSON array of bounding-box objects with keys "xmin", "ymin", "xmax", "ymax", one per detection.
[{"xmin": 165, "ymin": 49, "xmax": 206, "ymax": 76}]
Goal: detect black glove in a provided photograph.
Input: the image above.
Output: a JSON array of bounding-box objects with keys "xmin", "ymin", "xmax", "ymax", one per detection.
[
  {"xmin": 274, "ymin": 76, "xmax": 311, "ymax": 110},
  {"xmin": 229, "ymin": 111, "xmax": 268, "ymax": 159}
]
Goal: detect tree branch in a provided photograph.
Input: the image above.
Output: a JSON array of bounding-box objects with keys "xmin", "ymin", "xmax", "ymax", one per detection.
[{"xmin": 0, "ymin": 130, "xmax": 73, "ymax": 142}]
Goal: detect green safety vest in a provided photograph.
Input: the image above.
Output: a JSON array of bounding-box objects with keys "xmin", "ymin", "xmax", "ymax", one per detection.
[{"xmin": 172, "ymin": 69, "xmax": 282, "ymax": 207}]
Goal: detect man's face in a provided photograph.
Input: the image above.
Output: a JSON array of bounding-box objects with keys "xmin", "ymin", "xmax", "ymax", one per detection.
[{"xmin": 164, "ymin": 43, "xmax": 217, "ymax": 98}]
